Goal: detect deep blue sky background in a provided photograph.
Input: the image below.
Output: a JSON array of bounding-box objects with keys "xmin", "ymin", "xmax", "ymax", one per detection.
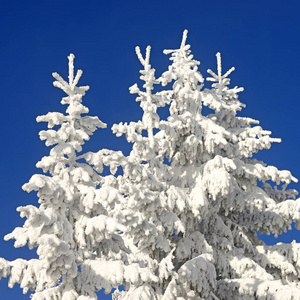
[{"xmin": 0, "ymin": 0, "xmax": 299, "ymax": 298}]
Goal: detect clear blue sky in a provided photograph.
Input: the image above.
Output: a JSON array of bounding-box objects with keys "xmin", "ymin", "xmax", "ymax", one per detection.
[{"xmin": 0, "ymin": 0, "xmax": 299, "ymax": 298}]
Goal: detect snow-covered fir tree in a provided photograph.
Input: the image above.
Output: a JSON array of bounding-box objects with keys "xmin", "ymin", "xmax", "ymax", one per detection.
[
  {"xmin": 0, "ymin": 54, "xmax": 144, "ymax": 299},
  {"xmin": 111, "ymin": 30, "xmax": 300, "ymax": 299},
  {"xmin": 1, "ymin": 31, "xmax": 300, "ymax": 300}
]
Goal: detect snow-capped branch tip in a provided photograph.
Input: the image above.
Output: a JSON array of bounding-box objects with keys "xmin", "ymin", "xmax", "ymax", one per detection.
[
  {"xmin": 216, "ymin": 52, "xmax": 222, "ymax": 77},
  {"xmin": 163, "ymin": 29, "xmax": 189, "ymax": 55},
  {"xmin": 68, "ymin": 54, "xmax": 75, "ymax": 85},
  {"xmin": 135, "ymin": 46, "xmax": 151, "ymax": 68},
  {"xmin": 207, "ymin": 52, "xmax": 236, "ymax": 79},
  {"xmin": 216, "ymin": 52, "xmax": 235, "ymax": 78},
  {"xmin": 52, "ymin": 54, "xmax": 87, "ymax": 94},
  {"xmin": 181, "ymin": 29, "xmax": 188, "ymax": 49},
  {"xmin": 67, "ymin": 53, "xmax": 84, "ymax": 88}
]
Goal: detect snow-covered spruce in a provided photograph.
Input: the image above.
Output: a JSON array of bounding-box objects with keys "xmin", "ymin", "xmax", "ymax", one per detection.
[
  {"xmin": 111, "ymin": 31, "xmax": 300, "ymax": 299},
  {"xmin": 0, "ymin": 54, "xmax": 145, "ymax": 299},
  {"xmin": 1, "ymin": 32, "xmax": 300, "ymax": 300}
]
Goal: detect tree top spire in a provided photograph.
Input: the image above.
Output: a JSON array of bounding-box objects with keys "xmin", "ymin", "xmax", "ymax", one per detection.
[
  {"xmin": 181, "ymin": 29, "xmax": 189, "ymax": 49},
  {"xmin": 52, "ymin": 53, "xmax": 89, "ymax": 97}
]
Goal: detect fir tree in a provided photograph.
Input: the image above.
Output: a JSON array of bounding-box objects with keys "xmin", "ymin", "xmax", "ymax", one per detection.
[
  {"xmin": 112, "ymin": 31, "xmax": 300, "ymax": 299},
  {"xmin": 1, "ymin": 31, "xmax": 300, "ymax": 300},
  {"xmin": 0, "ymin": 54, "xmax": 129, "ymax": 299}
]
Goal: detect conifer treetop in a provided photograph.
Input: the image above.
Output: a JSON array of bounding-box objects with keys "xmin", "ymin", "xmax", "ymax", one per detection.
[
  {"xmin": 52, "ymin": 53, "xmax": 89, "ymax": 98},
  {"xmin": 207, "ymin": 52, "xmax": 244, "ymax": 100}
]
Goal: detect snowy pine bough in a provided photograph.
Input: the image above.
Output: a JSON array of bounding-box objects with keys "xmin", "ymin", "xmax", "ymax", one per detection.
[{"xmin": 1, "ymin": 30, "xmax": 300, "ymax": 299}]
